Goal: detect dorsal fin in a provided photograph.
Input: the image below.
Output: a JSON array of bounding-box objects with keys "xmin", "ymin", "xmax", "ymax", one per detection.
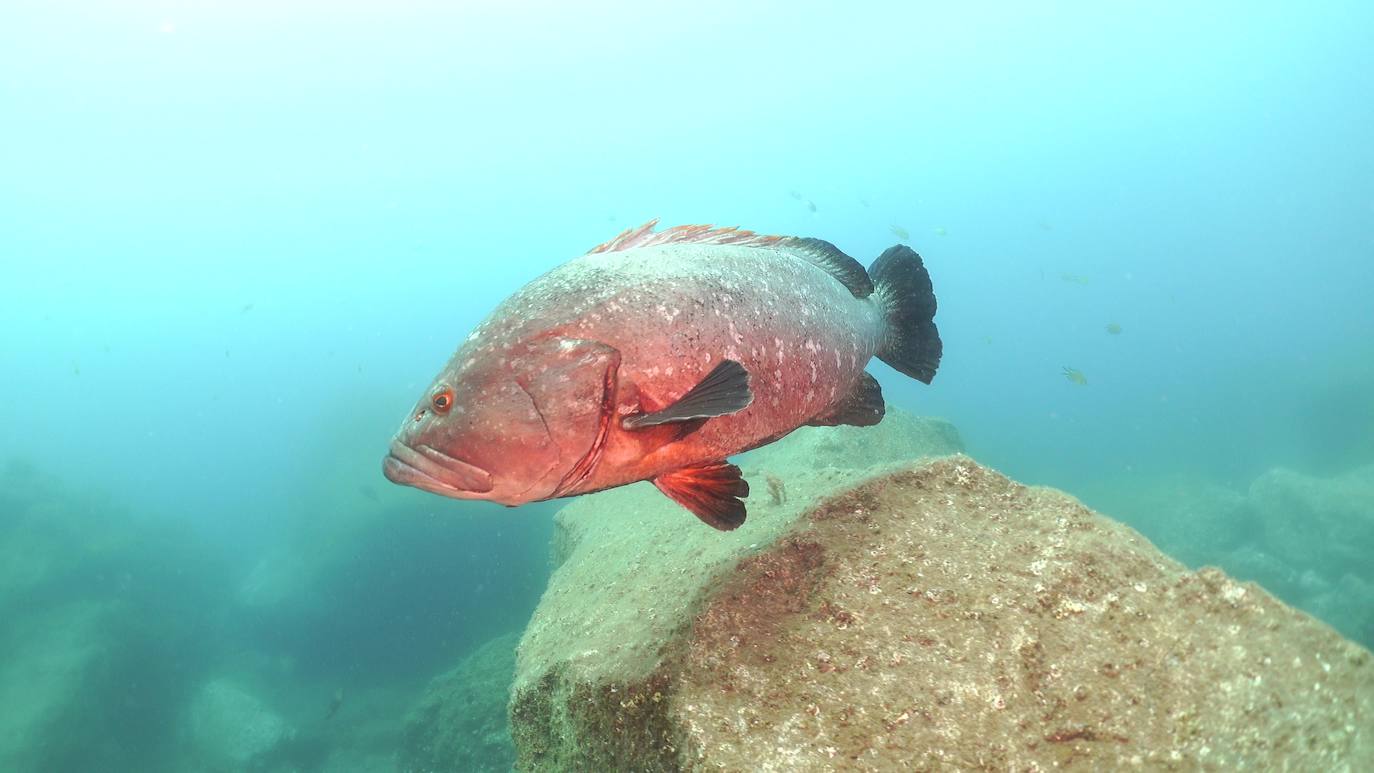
[
  {"xmin": 783, "ymin": 237, "xmax": 873, "ymax": 298},
  {"xmin": 588, "ymin": 220, "xmax": 873, "ymax": 299},
  {"xmin": 588, "ymin": 219, "xmax": 788, "ymax": 254}
]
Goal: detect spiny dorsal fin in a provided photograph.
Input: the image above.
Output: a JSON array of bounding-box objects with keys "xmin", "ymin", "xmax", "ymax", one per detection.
[
  {"xmin": 807, "ymin": 371, "xmax": 885, "ymax": 427},
  {"xmin": 653, "ymin": 461, "xmax": 749, "ymax": 530},
  {"xmin": 622, "ymin": 359, "xmax": 752, "ymax": 430},
  {"xmin": 588, "ymin": 220, "xmax": 873, "ymax": 298},
  {"xmin": 588, "ymin": 219, "xmax": 789, "ymax": 254}
]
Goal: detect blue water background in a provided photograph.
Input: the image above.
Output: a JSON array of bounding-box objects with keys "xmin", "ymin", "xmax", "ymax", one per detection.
[{"xmin": 1, "ymin": 2, "xmax": 1372, "ymax": 770}]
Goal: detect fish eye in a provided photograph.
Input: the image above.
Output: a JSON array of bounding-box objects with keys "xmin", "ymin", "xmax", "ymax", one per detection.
[{"xmin": 431, "ymin": 387, "xmax": 454, "ymax": 414}]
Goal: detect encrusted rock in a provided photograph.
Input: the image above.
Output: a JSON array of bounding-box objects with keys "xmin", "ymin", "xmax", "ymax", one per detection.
[
  {"xmin": 510, "ymin": 424, "xmax": 1372, "ymax": 770},
  {"xmin": 187, "ymin": 678, "xmax": 293, "ymax": 771},
  {"xmin": 1248, "ymin": 464, "xmax": 1374, "ymax": 577}
]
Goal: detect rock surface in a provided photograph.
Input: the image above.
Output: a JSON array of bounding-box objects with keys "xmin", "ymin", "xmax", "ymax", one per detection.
[
  {"xmin": 399, "ymin": 631, "xmax": 520, "ymax": 773},
  {"xmin": 510, "ymin": 415, "xmax": 1372, "ymax": 771},
  {"xmin": 188, "ymin": 678, "xmax": 294, "ymax": 771},
  {"xmin": 1248, "ymin": 464, "xmax": 1374, "ymax": 579},
  {"xmin": 0, "ymin": 601, "xmax": 110, "ymax": 771},
  {"xmin": 1084, "ymin": 463, "xmax": 1374, "ymax": 647},
  {"xmin": 0, "ymin": 459, "xmax": 232, "ymax": 771},
  {"xmin": 1092, "ymin": 475, "xmax": 1253, "ymax": 569}
]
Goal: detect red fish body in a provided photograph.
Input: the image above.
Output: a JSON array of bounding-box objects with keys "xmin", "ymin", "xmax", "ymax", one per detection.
[{"xmin": 383, "ymin": 221, "xmax": 941, "ymax": 529}]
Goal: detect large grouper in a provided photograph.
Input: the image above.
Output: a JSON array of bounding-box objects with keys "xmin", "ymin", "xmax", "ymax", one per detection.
[{"xmin": 383, "ymin": 220, "xmax": 942, "ymax": 530}]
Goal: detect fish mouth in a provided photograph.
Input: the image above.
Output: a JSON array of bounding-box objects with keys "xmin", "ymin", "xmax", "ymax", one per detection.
[{"xmin": 382, "ymin": 440, "xmax": 494, "ymax": 497}]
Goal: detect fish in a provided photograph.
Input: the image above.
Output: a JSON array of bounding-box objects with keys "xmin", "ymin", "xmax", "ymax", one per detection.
[
  {"xmin": 1106, "ymin": 322, "xmax": 1122, "ymax": 335},
  {"xmin": 325, "ymin": 687, "xmax": 344, "ymax": 720},
  {"xmin": 1059, "ymin": 272, "xmax": 1090, "ymax": 285},
  {"xmin": 382, "ymin": 220, "xmax": 942, "ymax": 530},
  {"xmin": 805, "ymin": 199, "xmax": 817, "ymax": 213},
  {"xmin": 1062, "ymin": 366, "xmax": 1088, "ymax": 385},
  {"xmin": 890, "ymin": 225, "xmax": 910, "ymax": 241},
  {"xmin": 933, "ymin": 226, "xmax": 948, "ymax": 237},
  {"xmin": 765, "ymin": 474, "xmax": 786, "ymax": 505}
]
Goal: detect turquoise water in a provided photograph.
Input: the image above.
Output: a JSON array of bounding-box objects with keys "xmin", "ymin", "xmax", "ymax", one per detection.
[{"xmin": 2, "ymin": 2, "xmax": 1372, "ymax": 770}]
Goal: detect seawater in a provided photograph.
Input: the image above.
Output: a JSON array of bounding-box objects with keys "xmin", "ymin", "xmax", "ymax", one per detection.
[{"xmin": 2, "ymin": 2, "xmax": 1371, "ymax": 770}]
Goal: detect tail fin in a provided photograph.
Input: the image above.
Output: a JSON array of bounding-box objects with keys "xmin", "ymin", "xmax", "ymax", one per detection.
[{"xmin": 870, "ymin": 245, "xmax": 942, "ymax": 384}]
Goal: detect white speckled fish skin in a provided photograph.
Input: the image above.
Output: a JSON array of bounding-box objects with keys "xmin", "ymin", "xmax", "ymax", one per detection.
[{"xmin": 443, "ymin": 241, "xmax": 885, "ymax": 498}]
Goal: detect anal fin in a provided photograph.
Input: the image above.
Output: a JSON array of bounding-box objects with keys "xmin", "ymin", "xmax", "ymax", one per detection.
[
  {"xmin": 653, "ymin": 461, "xmax": 749, "ymax": 530},
  {"xmin": 807, "ymin": 371, "xmax": 885, "ymax": 427}
]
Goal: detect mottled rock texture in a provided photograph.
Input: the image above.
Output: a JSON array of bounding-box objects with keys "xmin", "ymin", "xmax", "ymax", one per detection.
[
  {"xmin": 188, "ymin": 678, "xmax": 293, "ymax": 771},
  {"xmin": 1248, "ymin": 464, "xmax": 1374, "ymax": 581},
  {"xmin": 1084, "ymin": 463, "xmax": 1374, "ymax": 647},
  {"xmin": 510, "ymin": 417, "xmax": 1372, "ymax": 771}
]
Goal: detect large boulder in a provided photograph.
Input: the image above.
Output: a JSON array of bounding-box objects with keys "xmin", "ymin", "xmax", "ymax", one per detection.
[
  {"xmin": 510, "ymin": 418, "xmax": 1372, "ymax": 770},
  {"xmin": 1082, "ymin": 474, "xmax": 1253, "ymax": 570},
  {"xmin": 187, "ymin": 678, "xmax": 294, "ymax": 771},
  {"xmin": 399, "ymin": 631, "xmax": 521, "ymax": 773},
  {"xmin": 0, "ymin": 459, "xmax": 232, "ymax": 771},
  {"xmin": 0, "ymin": 601, "xmax": 111, "ymax": 771},
  {"xmin": 1248, "ymin": 464, "xmax": 1374, "ymax": 580},
  {"xmin": 1063, "ymin": 464, "xmax": 1374, "ymax": 648}
]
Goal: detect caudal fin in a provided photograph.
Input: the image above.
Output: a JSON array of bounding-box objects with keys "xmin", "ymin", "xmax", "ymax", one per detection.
[{"xmin": 870, "ymin": 245, "xmax": 942, "ymax": 384}]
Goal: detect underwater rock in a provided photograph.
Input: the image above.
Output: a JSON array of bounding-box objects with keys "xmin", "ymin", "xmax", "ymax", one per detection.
[
  {"xmin": 1300, "ymin": 571, "xmax": 1374, "ymax": 650},
  {"xmin": 398, "ymin": 631, "xmax": 520, "ymax": 773},
  {"xmin": 1080, "ymin": 465, "xmax": 1374, "ymax": 648},
  {"xmin": 0, "ymin": 459, "xmax": 234, "ymax": 770},
  {"xmin": 1247, "ymin": 463, "xmax": 1374, "ymax": 579},
  {"xmin": 511, "ymin": 439, "xmax": 1372, "ymax": 769},
  {"xmin": 188, "ymin": 678, "xmax": 294, "ymax": 771},
  {"xmin": 0, "ymin": 601, "xmax": 111, "ymax": 771},
  {"xmin": 739, "ymin": 410, "xmax": 963, "ymax": 478},
  {"xmin": 1096, "ymin": 475, "xmax": 1252, "ymax": 569}
]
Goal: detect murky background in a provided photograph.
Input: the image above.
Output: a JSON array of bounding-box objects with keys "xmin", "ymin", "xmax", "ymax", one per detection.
[{"xmin": 3, "ymin": 2, "xmax": 1371, "ymax": 769}]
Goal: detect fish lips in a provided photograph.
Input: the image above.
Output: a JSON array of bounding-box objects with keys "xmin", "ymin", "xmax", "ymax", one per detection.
[{"xmin": 382, "ymin": 440, "xmax": 494, "ymax": 497}]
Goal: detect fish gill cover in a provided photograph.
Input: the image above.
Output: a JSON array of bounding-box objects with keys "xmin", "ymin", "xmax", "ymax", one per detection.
[{"xmin": 1, "ymin": 1, "xmax": 1372, "ymax": 770}]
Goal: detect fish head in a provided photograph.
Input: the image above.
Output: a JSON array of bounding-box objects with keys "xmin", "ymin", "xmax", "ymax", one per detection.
[{"xmin": 384, "ymin": 337, "xmax": 619, "ymax": 506}]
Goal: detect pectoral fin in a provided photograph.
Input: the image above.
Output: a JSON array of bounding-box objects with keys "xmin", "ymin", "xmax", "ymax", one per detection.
[
  {"xmin": 653, "ymin": 461, "xmax": 749, "ymax": 530},
  {"xmin": 622, "ymin": 359, "xmax": 752, "ymax": 430},
  {"xmin": 807, "ymin": 371, "xmax": 885, "ymax": 427}
]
